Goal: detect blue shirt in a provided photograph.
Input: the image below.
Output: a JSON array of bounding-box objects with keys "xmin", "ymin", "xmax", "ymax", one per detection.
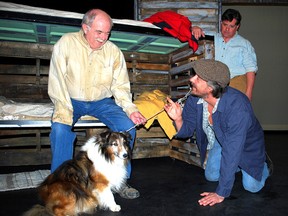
[
  {"xmin": 176, "ymin": 87, "xmax": 265, "ymax": 197},
  {"xmin": 214, "ymin": 32, "xmax": 258, "ymax": 78}
]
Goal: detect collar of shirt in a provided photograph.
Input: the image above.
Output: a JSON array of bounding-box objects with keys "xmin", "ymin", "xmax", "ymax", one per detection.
[
  {"xmin": 222, "ymin": 31, "xmax": 239, "ymax": 44},
  {"xmin": 197, "ymin": 98, "xmax": 220, "ymax": 114}
]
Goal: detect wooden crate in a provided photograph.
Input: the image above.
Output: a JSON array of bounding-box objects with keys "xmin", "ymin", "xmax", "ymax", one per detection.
[{"xmin": 170, "ymin": 139, "xmax": 201, "ymax": 167}]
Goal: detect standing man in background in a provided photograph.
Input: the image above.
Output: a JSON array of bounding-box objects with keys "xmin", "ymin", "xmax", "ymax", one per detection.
[
  {"xmin": 192, "ymin": 8, "xmax": 258, "ymax": 101},
  {"xmin": 48, "ymin": 8, "xmax": 146, "ymax": 199}
]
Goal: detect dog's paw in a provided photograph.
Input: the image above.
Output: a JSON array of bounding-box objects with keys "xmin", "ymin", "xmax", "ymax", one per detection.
[{"xmin": 109, "ymin": 204, "xmax": 121, "ymax": 212}]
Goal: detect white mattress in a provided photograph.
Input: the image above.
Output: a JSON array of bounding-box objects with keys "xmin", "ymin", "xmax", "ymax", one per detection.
[{"xmin": 0, "ymin": 1, "xmax": 158, "ymax": 29}]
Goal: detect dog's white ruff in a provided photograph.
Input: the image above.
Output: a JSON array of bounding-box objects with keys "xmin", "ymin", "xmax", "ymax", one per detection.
[{"xmin": 80, "ymin": 136, "xmax": 128, "ymax": 211}]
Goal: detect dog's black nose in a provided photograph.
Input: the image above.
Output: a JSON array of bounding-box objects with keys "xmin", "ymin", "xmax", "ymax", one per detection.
[{"xmin": 123, "ymin": 153, "xmax": 128, "ymax": 158}]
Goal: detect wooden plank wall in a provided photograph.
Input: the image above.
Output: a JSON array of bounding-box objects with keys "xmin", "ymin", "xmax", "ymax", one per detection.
[
  {"xmin": 0, "ymin": 41, "xmax": 172, "ymax": 102},
  {"xmin": 136, "ymin": 0, "xmax": 220, "ymax": 33}
]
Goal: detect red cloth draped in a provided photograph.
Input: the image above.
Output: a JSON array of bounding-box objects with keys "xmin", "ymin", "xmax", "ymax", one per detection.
[{"xmin": 144, "ymin": 10, "xmax": 198, "ymax": 52}]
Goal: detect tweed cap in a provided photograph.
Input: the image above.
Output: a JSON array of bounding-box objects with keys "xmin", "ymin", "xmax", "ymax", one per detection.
[{"xmin": 192, "ymin": 59, "xmax": 230, "ymax": 88}]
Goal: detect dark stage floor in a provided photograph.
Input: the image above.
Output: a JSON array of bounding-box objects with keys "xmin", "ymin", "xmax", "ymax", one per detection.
[{"xmin": 0, "ymin": 131, "xmax": 287, "ymax": 216}]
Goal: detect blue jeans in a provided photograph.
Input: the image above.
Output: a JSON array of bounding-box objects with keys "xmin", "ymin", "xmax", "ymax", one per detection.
[
  {"xmin": 50, "ymin": 98, "xmax": 136, "ymax": 177},
  {"xmin": 205, "ymin": 140, "xmax": 269, "ymax": 193}
]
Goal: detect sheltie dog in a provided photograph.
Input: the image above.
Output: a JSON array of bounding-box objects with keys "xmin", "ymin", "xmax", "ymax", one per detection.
[{"xmin": 23, "ymin": 130, "xmax": 131, "ymax": 216}]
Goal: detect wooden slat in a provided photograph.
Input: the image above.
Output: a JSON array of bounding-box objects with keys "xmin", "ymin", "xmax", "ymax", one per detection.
[
  {"xmin": 86, "ymin": 126, "xmax": 166, "ymax": 139},
  {"xmin": 170, "ymin": 47, "xmax": 194, "ymax": 64},
  {"xmin": 0, "ymin": 41, "xmax": 53, "ymax": 59},
  {"xmin": 0, "ymin": 149, "xmax": 52, "ymax": 166},
  {"xmin": 0, "ymin": 74, "xmax": 37, "ymax": 84},
  {"xmin": 169, "ymin": 150, "xmax": 201, "ymax": 168},
  {"xmin": 132, "ymin": 138, "xmax": 170, "ymax": 159},
  {"xmin": 126, "ymin": 62, "xmax": 170, "ymax": 71},
  {"xmin": 170, "ymin": 61, "xmax": 194, "ymax": 76},
  {"xmin": 136, "ymin": 126, "xmax": 166, "ymax": 138},
  {"xmin": 0, "ymin": 83, "xmax": 49, "ymax": 101},
  {"xmin": 133, "ymin": 145, "xmax": 170, "ymax": 159},
  {"xmin": 170, "ymin": 139, "xmax": 200, "ymax": 155},
  {"xmin": 0, "ymin": 137, "xmax": 50, "ymax": 147},
  {"xmin": 130, "ymin": 85, "xmax": 169, "ymax": 95},
  {"xmin": 129, "ymin": 72, "xmax": 168, "ymax": 85},
  {"xmin": 169, "ymin": 77, "xmax": 190, "ymax": 87},
  {"xmin": 0, "ymin": 129, "xmax": 50, "ymax": 136},
  {"xmin": 123, "ymin": 51, "xmax": 170, "ymax": 64},
  {"xmin": 0, "ymin": 64, "xmax": 49, "ymax": 75}
]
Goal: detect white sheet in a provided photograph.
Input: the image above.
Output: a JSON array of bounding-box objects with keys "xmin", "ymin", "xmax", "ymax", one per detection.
[
  {"xmin": 0, "ymin": 1, "xmax": 158, "ymax": 29},
  {"xmin": 0, "ymin": 97, "xmax": 53, "ymax": 120}
]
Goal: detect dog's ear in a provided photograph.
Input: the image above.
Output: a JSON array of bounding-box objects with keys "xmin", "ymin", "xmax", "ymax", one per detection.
[
  {"xmin": 121, "ymin": 131, "xmax": 132, "ymax": 142},
  {"xmin": 93, "ymin": 129, "xmax": 112, "ymax": 146},
  {"xmin": 99, "ymin": 129, "xmax": 112, "ymax": 143}
]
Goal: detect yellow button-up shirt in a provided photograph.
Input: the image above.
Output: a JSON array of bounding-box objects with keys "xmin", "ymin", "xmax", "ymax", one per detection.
[{"xmin": 48, "ymin": 30, "xmax": 138, "ymax": 125}]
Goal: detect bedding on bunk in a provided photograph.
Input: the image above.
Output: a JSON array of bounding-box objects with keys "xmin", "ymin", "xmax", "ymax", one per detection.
[
  {"xmin": 0, "ymin": 96, "xmax": 53, "ymax": 120},
  {"xmin": 0, "ymin": 92, "xmax": 176, "ymax": 139}
]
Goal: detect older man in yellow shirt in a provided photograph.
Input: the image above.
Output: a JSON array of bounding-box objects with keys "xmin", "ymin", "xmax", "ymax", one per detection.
[{"xmin": 48, "ymin": 9, "xmax": 146, "ymax": 199}]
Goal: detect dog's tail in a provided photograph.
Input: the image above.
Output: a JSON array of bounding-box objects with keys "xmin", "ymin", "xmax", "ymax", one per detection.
[{"xmin": 22, "ymin": 204, "xmax": 52, "ymax": 216}]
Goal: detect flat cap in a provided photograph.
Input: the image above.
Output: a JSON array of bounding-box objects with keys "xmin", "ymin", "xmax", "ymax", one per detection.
[{"xmin": 193, "ymin": 59, "xmax": 230, "ymax": 88}]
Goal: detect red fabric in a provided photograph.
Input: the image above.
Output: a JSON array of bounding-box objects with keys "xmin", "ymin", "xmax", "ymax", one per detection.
[{"xmin": 143, "ymin": 10, "xmax": 198, "ymax": 52}]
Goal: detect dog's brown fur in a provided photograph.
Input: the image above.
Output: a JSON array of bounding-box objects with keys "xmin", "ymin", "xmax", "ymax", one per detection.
[{"xmin": 23, "ymin": 130, "xmax": 131, "ymax": 216}]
